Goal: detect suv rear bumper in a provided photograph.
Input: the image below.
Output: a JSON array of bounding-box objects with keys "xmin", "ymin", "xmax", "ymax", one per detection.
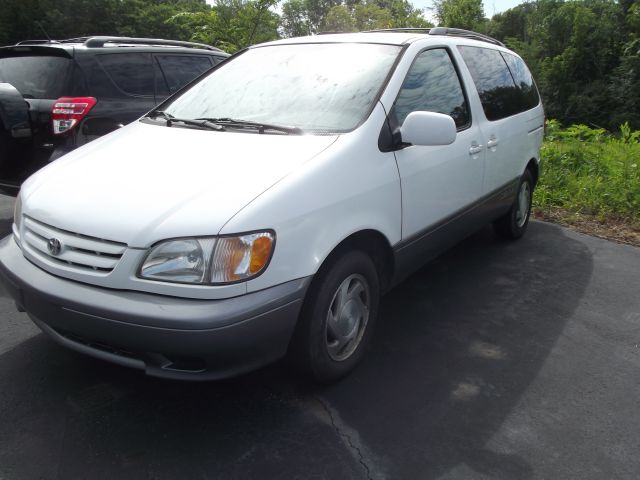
[{"xmin": 0, "ymin": 235, "xmax": 310, "ymax": 380}]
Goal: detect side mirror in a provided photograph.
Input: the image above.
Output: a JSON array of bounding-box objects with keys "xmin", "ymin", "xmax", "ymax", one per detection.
[{"xmin": 399, "ymin": 111, "xmax": 457, "ymax": 146}]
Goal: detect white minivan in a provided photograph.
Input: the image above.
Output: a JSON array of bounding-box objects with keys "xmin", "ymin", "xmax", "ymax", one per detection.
[{"xmin": 0, "ymin": 28, "xmax": 544, "ymax": 383}]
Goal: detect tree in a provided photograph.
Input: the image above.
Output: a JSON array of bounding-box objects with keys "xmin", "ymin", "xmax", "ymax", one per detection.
[
  {"xmin": 323, "ymin": 0, "xmax": 430, "ymax": 31},
  {"xmin": 0, "ymin": 0, "xmax": 210, "ymax": 46},
  {"xmin": 280, "ymin": 0, "xmax": 342, "ymax": 36},
  {"xmin": 484, "ymin": 0, "xmax": 638, "ymax": 130},
  {"xmin": 168, "ymin": 0, "xmax": 280, "ymax": 52},
  {"xmin": 281, "ymin": 0, "xmax": 316, "ymax": 36},
  {"xmin": 430, "ymin": 0, "xmax": 485, "ymax": 30},
  {"xmin": 282, "ymin": 0, "xmax": 430, "ymax": 35}
]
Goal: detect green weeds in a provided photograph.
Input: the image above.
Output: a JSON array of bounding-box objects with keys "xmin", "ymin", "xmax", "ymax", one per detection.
[{"xmin": 534, "ymin": 120, "xmax": 640, "ymax": 222}]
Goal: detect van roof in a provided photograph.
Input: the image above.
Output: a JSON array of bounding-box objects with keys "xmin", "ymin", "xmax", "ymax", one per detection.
[{"xmin": 258, "ymin": 28, "xmax": 504, "ymax": 49}]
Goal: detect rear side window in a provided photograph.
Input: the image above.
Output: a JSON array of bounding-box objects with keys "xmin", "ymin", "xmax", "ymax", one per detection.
[
  {"xmin": 391, "ymin": 48, "xmax": 470, "ymax": 129},
  {"xmin": 458, "ymin": 46, "xmax": 520, "ymax": 121},
  {"xmin": 0, "ymin": 56, "xmax": 72, "ymax": 99},
  {"xmin": 155, "ymin": 55, "xmax": 213, "ymax": 94},
  {"xmin": 501, "ymin": 52, "xmax": 540, "ymax": 111},
  {"xmin": 97, "ymin": 53, "xmax": 154, "ymax": 97}
]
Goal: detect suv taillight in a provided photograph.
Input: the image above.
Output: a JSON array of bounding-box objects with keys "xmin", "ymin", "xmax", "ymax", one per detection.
[{"xmin": 52, "ymin": 97, "xmax": 97, "ymax": 135}]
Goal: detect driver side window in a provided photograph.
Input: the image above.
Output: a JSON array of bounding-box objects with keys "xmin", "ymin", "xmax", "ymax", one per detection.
[{"xmin": 391, "ymin": 48, "xmax": 470, "ymax": 130}]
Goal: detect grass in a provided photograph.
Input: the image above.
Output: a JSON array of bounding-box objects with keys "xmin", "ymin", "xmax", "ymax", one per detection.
[{"xmin": 533, "ymin": 121, "xmax": 640, "ymax": 246}]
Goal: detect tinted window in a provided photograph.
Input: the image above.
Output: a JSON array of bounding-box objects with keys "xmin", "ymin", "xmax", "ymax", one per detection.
[
  {"xmin": 501, "ymin": 52, "xmax": 540, "ymax": 111},
  {"xmin": 458, "ymin": 46, "xmax": 520, "ymax": 121},
  {"xmin": 97, "ymin": 53, "xmax": 154, "ymax": 97},
  {"xmin": 0, "ymin": 56, "xmax": 71, "ymax": 99},
  {"xmin": 163, "ymin": 43, "xmax": 401, "ymax": 133},
  {"xmin": 156, "ymin": 55, "xmax": 213, "ymax": 93},
  {"xmin": 391, "ymin": 48, "xmax": 470, "ymax": 129}
]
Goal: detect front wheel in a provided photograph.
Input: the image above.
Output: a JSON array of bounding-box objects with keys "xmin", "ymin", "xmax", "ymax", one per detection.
[
  {"xmin": 493, "ymin": 169, "xmax": 534, "ymax": 240},
  {"xmin": 288, "ymin": 250, "xmax": 380, "ymax": 384}
]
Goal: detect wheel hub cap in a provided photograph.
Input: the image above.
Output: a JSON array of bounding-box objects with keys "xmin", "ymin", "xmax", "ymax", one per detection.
[
  {"xmin": 326, "ymin": 274, "xmax": 370, "ymax": 361},
  {"xmin": 516, "ymin": 181, "xmax": 531, "ymax": 228}
]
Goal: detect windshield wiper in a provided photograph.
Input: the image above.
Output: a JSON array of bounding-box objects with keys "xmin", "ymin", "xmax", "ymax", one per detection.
[
  {"xmin": 147, "ymin": 111, "xmax": 225, "ymax": 131},
  {"xmin": 147, "ymin": 110, "xmax": 172, "ymax": 121},
  {"xmin": 196, "ymin": 117, "xmax": 302, "ymax": 135}
]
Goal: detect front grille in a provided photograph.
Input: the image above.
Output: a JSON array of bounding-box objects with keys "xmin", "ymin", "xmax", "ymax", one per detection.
[{"xmin": 22, "ymin": 216, "xmax": 127, "ymax": 273}]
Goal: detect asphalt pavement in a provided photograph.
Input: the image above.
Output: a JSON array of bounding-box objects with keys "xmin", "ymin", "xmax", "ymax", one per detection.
[{"xmin": 0, "ymin": 193, "xmax": 639, "ymax": 480}]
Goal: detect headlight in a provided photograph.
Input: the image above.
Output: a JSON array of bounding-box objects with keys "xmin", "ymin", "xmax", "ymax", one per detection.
[
  {"xmin": 13, "ymin": 193, "xmax": 22, "ymax": 238},
  {"xmin": 139, "ymin": 231, "xmax": 275, "ymax": 285}
]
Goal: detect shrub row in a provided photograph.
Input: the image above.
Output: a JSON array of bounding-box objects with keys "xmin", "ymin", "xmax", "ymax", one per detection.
[{"xmin": 534, "ymin": 121, "xmax": 640, "ymax": 221}]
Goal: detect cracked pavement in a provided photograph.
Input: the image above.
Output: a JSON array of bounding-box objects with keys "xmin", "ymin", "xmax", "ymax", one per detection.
[{"xmin": 1, "ymin": 193, "xmax": 639, "ymax": 479}]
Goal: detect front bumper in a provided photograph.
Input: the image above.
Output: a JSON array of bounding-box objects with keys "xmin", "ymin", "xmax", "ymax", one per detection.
[{"xmin": 0, "ymin": 235, "xmax": 311, "ymax": 380}]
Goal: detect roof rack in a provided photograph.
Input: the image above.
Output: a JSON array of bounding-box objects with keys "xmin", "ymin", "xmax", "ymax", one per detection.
[
  {"xmin": 60, "ymin": 37, "xmax": 92, "ymax": 43},
  {"xmin": 363, "ymin": 28, "xmax": 431, "ymax": 34},
  {"xmin": 14, "ymin": 36, "xmax": 225, "ymax": 51},
  {"xmin": 428, "ymin": 27, "xmax": 504, "ymax": 47},
  {"xmin": 15, "ymin": 39, "xmax": 61, "ymax": 45},
  {"xmin": 362, "ymin": 27, "xmax": 505, "ymax": 47},
  {"xmin": 83, "ymin": 36, "xmax": 223, "ymax": 52}
]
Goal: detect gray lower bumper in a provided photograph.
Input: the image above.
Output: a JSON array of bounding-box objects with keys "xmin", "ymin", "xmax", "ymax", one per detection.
[{"xmin": 0, "ymin": 235, "xmax": 311, "ymax": 380}]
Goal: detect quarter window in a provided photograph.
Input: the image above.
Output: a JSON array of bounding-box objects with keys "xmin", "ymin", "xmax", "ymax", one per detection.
[
  {"xmin": 458, "ymin": 46, "xmax": 520, "ymax": 121},
  {"xmin": 391, "ymin": 48, "xmax": 470, "ymax": 130},
  {"xmin": 501, "ymin": 52, "xmax": 540, "ymax": 112},
  {"xmin": 97, "ymin": 53, "xmax": 154, "ymax": 97},
  {"xmin": 155, "ymin": 55, "xmax": 214, "ymax": 94}
]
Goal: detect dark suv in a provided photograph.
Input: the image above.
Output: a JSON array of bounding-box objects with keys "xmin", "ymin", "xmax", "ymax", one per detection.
[{"xmin": 0, "ymin": 36, "xmax": 228, "ymax": 194}]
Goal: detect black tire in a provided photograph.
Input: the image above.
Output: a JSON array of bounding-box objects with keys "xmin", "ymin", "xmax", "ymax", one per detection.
[
  {"xmin": 493, "ymin": 169, "xmax": 534, "ymax": 240},
  {"xmin": 288, "ymin": 250, "xmax": 380, "ymax": 384}
]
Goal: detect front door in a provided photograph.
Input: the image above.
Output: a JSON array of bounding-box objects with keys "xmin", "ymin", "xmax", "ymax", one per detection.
[{"xmin": 390, "ymin": 47, "xmax": 486, "ymax": 240}]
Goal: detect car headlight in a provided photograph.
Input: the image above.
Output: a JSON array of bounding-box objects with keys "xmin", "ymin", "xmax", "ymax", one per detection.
[
  {"xmin": 139, "ymin": 231, "xmax": 275, "ymax": 285},
  {"xmin": 13, "ymin": 193, "xmax": 22, "ymax": 239}
]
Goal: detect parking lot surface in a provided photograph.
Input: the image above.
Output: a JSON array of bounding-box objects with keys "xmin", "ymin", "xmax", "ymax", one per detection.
[{"xmin": 0, "ymin": 193, "xmax": 639, "ymax": 480}]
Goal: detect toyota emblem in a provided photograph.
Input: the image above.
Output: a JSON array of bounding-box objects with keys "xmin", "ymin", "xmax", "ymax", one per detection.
[{"xmin": 47, "ymin": 238, "xmax": 62, "ymax": 256}]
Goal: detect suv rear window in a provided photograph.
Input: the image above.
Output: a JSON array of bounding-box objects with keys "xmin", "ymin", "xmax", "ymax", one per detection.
[{"xmin": 0, "ymin": 56, "xmax": 71, "ymax": 99}]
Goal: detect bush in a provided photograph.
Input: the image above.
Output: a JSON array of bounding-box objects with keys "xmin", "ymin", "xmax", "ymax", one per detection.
[{"xmin": 534, "ymin": 121, "xmax": 640, "ymax": 220}]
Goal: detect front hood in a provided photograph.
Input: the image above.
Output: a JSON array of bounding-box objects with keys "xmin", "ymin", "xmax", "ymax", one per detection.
[{"xmin": 22, "ymin": 121, "xmax": 338, "ymax": 247}]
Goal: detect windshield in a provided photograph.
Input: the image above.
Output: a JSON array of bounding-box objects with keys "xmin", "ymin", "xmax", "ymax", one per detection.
[
  {"xmin": 0, "ymin": 56, "xmax": 72, "ymax": 99},
  {"xmin": 161, "ymin": 43, "xmax": 402, "ymax": 133}
]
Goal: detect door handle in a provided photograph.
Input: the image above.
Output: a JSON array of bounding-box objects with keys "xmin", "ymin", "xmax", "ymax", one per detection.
[
  {"xmin": 469, "ymin": 144, "xmax": 484, "ymax": 155},
  {"xmin": 487, "ymin": 138, "xmax": 499, "ymax": 148}
]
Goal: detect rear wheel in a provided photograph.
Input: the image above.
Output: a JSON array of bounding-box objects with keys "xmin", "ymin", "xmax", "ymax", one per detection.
[
  {"xmin": 288, "ymin": 250, "xmax": 379, "ymax": 384},
  {"xmin": 493, "ymin": 169, "xmax": 534, "ymax": 239}
]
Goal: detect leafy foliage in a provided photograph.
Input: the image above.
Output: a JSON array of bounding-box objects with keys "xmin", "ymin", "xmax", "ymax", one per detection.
[
  {"xmin": 488, "ymin": 0, "xmax": 640, "ymax": 130},
  {"xmin": 0, "ymin": 0, "xmax": 278, "ymax": 53},
  {"xmin": 321, "ymin": 0, "xmax": 431, "ymax": 32},
  {"xmin": 535, "ymin": 121, "xmax": 640, "ymax": 219},
  {"xmin": 0, "ymin": 0, "xmax": 210, "ymax": 45},
  {"xmin": 281, "ymin": 0, "xmax": 430, "ymax": 35},
  {"xmin": 431, "ymin": 0, "xmax": 485, "ymax": 30},
  {"xmin": 280, "ymin": 0, "xmax": 341, "ymax": 36},
  {"xmin": 167, "ymin": 0, "xmax": 280, "ymax": 52}
]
